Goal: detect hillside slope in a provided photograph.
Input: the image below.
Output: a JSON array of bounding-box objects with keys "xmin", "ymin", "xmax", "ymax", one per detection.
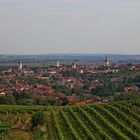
[{"xmin": 0, "ymin": 100, "xmax": 140, "ymax": 140}]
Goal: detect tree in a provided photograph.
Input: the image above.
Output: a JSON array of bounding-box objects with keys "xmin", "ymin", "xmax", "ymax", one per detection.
[
  {"xmin": 58, "ymin": 97, "xmax": 69, "ymax": 106},
  {"xmin": 114, "ymin": 92, "xmax": 140, "ymax": 101},
  {"xmin": 127, "ymin": 63, "xmax": 132, "ymax": 67},
  {"xmin": 35, "ymin": 99, "xmax": 48, "ymax": 106},
  {"xmin": 17, "ymin": 99, "xmax": 36, "ymax": 105},
  {"xmin": 30, "ymin": 111, "xmax": 46, "ymax": 130},
  {"xmin": 12, "ymin": 91, "xmax": 31, "ymax": 101},
  {"xmin": 0, "ymin": 95, "xmax": 16, "ymax": 104},
  {"xmin": 93, "ymin": 84, "xmax": 115, "ymax": 97},
  {"xmin": 46, "ymin": 96, "xmax": 56, "ymax": 105}
]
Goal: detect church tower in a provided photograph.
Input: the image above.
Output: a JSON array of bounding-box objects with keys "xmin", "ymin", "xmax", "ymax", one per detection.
[
  {"xmin": 104, "ymin": 57, "xmax": 110, "ymax": 67},
  {"xmin": 72, "ymin": 63, "xmax": 77, "ymax": 69},
  {"xmin": 56, "ymin": 60, "xmax": 60, "ymax": 67},
  {"xmin": 19, "ymin": 61, "xmax": 23, "ymax": 70}
]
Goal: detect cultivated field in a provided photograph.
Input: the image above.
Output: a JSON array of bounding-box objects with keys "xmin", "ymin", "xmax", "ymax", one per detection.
[{"xmin": 1, "ymin": 100, "xmax": 140, "ymax": 140}]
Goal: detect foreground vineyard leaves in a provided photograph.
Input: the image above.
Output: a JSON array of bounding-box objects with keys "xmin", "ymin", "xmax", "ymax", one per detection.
[{"xmin": 0, "ymin": 99, "xmax": 140, "ymax": 140}]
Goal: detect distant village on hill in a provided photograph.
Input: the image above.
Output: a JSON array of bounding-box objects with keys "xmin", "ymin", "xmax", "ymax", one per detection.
[{"xmin": 0, "ymin": 55, "xmax": 140, "ymax": 106}]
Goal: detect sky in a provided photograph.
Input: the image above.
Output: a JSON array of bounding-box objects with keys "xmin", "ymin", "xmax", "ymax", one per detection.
[{"xmin": 0, "ymin": 0, "xmax": 140, "ymax": 55}]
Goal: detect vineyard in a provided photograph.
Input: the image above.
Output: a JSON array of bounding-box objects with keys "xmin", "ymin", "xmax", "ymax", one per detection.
[{"xmin": 0, "ymin": 99, "xmax": 140, "ymax": 140}]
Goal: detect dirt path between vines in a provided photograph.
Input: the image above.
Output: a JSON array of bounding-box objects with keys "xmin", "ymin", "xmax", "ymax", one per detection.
[{"xmin": 9, "ymin": 129, "xmax": 33, "ymax": 140}]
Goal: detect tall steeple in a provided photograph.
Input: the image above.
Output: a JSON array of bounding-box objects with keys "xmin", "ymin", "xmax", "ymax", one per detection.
[
  {"xmin": 19, "ymin": 61, "xmax": 23, "ymax": 70},
  {"xmin": 56, "ymin": 60, "xmax": 60, "ymax": 67},
  {"xmin": 104, "ymin": 56, "xmax": 110, "ymax": 67},
  {"xmin": 72, "ymin": 63, "xmax": 77, "ymax": 69}
]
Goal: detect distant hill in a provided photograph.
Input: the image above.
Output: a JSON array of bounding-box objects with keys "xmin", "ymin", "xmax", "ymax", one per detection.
[{"xmin": 0, "ymin": 54, "xmax": 140, "ymax": 64}]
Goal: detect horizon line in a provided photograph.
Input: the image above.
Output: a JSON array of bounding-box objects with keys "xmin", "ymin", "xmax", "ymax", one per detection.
[{"xmin": 0, "ymin": 53, "xmax": 140, "ymax": 56}]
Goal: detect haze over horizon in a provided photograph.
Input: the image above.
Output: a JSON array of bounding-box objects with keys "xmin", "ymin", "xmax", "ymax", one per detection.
[{"xmin": 0, "ymin": 0, "xmax": 140, "ymax": 55}]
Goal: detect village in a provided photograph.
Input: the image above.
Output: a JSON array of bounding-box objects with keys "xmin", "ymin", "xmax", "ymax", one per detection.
[{"xmin": 0, "ymin": 57, "xmax": 140, "ymax": 106}]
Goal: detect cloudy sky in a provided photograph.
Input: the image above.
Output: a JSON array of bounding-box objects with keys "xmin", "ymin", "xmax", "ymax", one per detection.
[{"xmin": 0, "ymin": 0, "xmax": 140, "ymax": 54}]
